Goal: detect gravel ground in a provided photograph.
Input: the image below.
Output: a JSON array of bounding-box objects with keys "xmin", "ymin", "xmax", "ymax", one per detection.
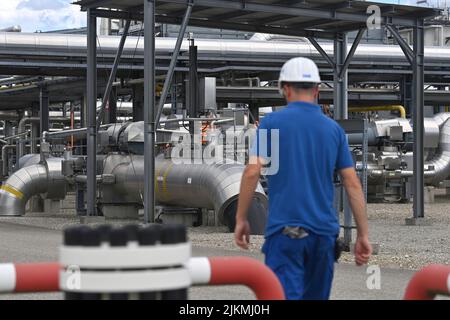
[{"xmin": 0, "ymin": 197, "xmax": 449, "ymax": 271}]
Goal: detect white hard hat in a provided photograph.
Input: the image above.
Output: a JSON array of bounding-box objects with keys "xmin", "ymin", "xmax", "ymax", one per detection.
[{"xmin": 278, "ymin": 57, "xmax": 321, "ymax": 92}]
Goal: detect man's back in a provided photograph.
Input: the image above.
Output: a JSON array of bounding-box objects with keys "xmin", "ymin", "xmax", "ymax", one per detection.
[{"xmin": 256, "ymin": 101, "xmax": 354, "ymax": 237}]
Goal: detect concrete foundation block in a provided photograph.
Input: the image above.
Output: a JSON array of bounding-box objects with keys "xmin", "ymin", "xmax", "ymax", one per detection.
[
  {"xmin": 161, "ymin": 211, "xmax": 197, "ymax": 226},
  {"xmin": 405, "ymin": 217, "xmax": 432, "ymax": 226},
  {"xmin": 202, "ymin": 209, "xmax": 219, "ymax": 227},
  {"xmin": 102, "ymin": 205, "xmax": 139, "ymax": 219},
  {"xmin": 80, "ymin": 216, "xmax": 106, "ymax": 224},
  {"xmin": 28, "ymin": 196, "xmax": 44, "ymax": 213},
  {"xmin": 424, "ymin": 186, "xmax": 435, "ymax": 204},
  {"xmin": 44, "ymin": 199, "xmax": 61, "ymax": 214}
]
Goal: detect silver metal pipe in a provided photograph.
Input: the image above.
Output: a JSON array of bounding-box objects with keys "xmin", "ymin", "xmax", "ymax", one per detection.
[
  {"xmin": 0, "ymin": 157, "xmax": 66, "ymax": 216},
  {"xmin": 101, "ymin": 154, "xmax": 268, "ymax": 234},
  {"xmin": 44, "ymin": 124, "xmax": 113, "ymax": 140},
  {"xmin": 2, "ymin": 32, "xmax": 450, "ymax": 62},
  {"xmin": 0, "ymin": 111, "xmax": 19, "ymax": 121},
  {"xmin": 18, "ymin": 117, "xmax": 39, "ymax": 159},
  {"xmin": 423, "ymin": 113, "xmax": 450, "ymax": 185},
  {"xmin": 364, "ymin": 113, "xmax": 450, "ymax": 185},
  {"xmin": 0, "ymin": 26, "xmax": 21, "ymax": 33}
]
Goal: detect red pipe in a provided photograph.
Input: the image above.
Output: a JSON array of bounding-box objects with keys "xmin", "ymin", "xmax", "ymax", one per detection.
[
  {"xmin": 209, "ymin": 257, "xmax": 285, "ymax": 300},
  {"xmin": 14, "ymin": 263, "xmax": 60, "ymax": 293},
  {"xmin": 2, "ymin": 258, "xmax": 285, "ymax": 300},
  {"xmin": 404, "ymin": 264, "xmax": 450, "ymax": 300}
]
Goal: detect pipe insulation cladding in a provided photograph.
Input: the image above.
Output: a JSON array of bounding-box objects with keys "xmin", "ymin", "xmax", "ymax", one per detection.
[
  {"xmin": 0, "ymin": 154, "xmax": 268, "ymax": 234},
  {"xmin": 101, "ymin": 154, "xmax": 268, "ymax": 235},
  {"xmin": 0, "ymin": 157, "xmax": 66, "ymax": 216},
  {"xmin": 2, "ymin": 32, "xmax": 450, "ymax": 63}
]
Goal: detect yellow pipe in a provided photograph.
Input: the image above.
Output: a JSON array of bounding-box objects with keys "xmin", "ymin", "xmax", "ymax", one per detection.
[{"xmin": 349, "ymin": 105, "xmax": 406, "ymax": 119}]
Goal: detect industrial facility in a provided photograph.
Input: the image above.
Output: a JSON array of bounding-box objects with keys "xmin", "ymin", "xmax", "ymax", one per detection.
[{"xmin": 0, "ymin": 0, "xmax": 449, "ymax": 302}]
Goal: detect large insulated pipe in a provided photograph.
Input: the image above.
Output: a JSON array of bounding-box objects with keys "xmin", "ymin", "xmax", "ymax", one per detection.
[
  {"xmin": 0, "ymin": 157, "xmax": 66, "ymax": 216},
  {"xmin": 1, "ymin": 32, "xmax": 450, "ymax": 63},
  {"xmin": 0, "ymin": 26, "xmax": 21, "ymax": 33},
  {"xmin": 0, "ymin": 111, "xmax": 19, "ymax": 121},
  {"xmin": 423, "ymin": 114, "xmax": 450, "ymax": 185},
  {"xmin": 101, "ymin": 154, "xmax": 268, "ymax": 234},
  {"xmin": 365, "ymin": 113, "xmax": 450, "ymax": 185}
]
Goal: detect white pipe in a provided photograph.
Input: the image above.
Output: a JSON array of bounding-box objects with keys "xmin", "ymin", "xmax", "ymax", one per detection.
[{"xmin": 1, "ymin": 32, "xmax": 450, "ymax": 62}]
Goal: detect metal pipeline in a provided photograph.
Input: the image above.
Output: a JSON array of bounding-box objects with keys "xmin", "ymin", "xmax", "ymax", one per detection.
[
  {"xmin": 423, "ymin": 114, "xmax": 450, "ymax": 185},
  {"xmin": 1, "ymin": 32, "xmax": 450, "ymax": 63},
  {"xmin": 364, "ymin": 113, "xmax": 450, "ymax": 185},
  {"xmin": 101, "ymin": 154, "xmax": 268, "ymax": 234},
  {"xmin": 17, "ymin": 117, "xmax": 40, "ymax": 159},
  {"xmin": 349, "ymin": 105, "xmax": 406, "ymax": 118},
  {"xmin": 0, "ymin": 25, "xmax": 21, "ymax": 33},
  {"xmin": 0, "ymin": 157, "xmax": 66, "ymax": 216},
  {"xmin": 0, "ymin": 111, "xmax": 19, "ymax": 121}
]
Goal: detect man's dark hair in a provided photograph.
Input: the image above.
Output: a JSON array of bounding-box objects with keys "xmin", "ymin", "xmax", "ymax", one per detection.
[{"xmin": 281, "ymin": 81, "xmax": 319, "ymax": 90}]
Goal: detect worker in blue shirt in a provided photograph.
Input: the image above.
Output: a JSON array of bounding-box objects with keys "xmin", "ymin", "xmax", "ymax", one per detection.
[{"xmin": 234, "ymin": 57, "xmax": 372, "ymax": 300}]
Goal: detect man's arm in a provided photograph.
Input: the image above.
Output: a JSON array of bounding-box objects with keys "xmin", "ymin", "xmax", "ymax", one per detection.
[
  {"xmin": 234, "ymin": 157, "xmax": 263, "ymax": 250},
  {"xmin": 339, "ymin": 167, "xmax": 372, "ymax": 266}
]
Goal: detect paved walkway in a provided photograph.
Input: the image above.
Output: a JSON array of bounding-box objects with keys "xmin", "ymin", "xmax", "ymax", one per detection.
[{"xmin": 0, "ymin": 222, "xmax": 416, "ymax": 300}]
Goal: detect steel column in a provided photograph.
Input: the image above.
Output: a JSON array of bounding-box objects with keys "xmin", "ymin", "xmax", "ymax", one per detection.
[
  {"xmin": 334, "ymin": 33, "xmax": 351, "ymax": 245},
  {"xmin": 334, "ymin": 33, "xmax": 348, "ymax": 120},
  {"xmin": 86, "ymin": 9, "xmax": 98, "ymax": 216},
  {"xmin": 412, "ymin": 19, "xmax": 425, "ymax": 219},
  {"xmin": 96, "ymin": 19, "xmax": 131, "ymax": 131},
  {"xmin": 39, "ymin": 87, "xmax": 49, "ymax": 134},
  {"xmin": 155, "ymin": 2, "xmax": 193, "ymax": 125},
  {"xmin": 133, "ymin": 85, "xmax": 144, "ymax": 121},
  {"xmin": 339, "ymin": 28, "xmax": 365, "ymax": 79},
  {"xmin": 188, "ymin": 38, "xmax": 198, "ymax": 134},
  {"xmin": 31, "ymin": 103, "xmax": 39, "ymax": 154},
  {"xmin": 144, "ymin": 0, "xmax": 156, "ymax": 224}
]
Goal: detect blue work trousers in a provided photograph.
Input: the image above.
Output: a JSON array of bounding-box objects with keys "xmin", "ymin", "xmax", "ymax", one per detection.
[{"xmin": 262, "ymin": 229, "xmax": 336, "ymax": 300}]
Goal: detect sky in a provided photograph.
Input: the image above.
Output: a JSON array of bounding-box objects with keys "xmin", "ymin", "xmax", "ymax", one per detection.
[
  {"xmin": 0, "ymin": 0, "xmax": 447, "ymax": 33},
  {"xmin": 0, "ymin": 0, "xmax": 86, "ymax": 32}
]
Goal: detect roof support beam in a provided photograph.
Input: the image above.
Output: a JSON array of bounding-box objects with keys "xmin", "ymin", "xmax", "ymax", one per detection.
[
  {"xmin": 307, "ymin": 37, "xmax": 336, "ymax": 70},
  {"xmin": 155, "ymin": 2, "xmax": 193, "ymax": 125},
  {"xmin": 339, "ymin": 28, "xmax": 365, "ymax": 79},
  {"xmin": 157, "ymin": 15, "xmax": 337, "ymax": 39},
  {"xmin": 96, "ymin": 19, "xmax": 131, "ymax": 132},
  {"xmin": 334, "ymin": 33, "xmax": 348, "ymax": 120},
  {"xmin": 89, "ymin": 9, "xmax": 336, "ymax": 38},
  {"xmin": 386, "ymin": 24, "xmax": 413, "ymax": 65},
  {"xmin": 160, "ymin": 0, "xmax": 422, "ymax": 27},
  {"xmin": 289, "ymin": 18, "xmax": 334, "ymax": 29}
]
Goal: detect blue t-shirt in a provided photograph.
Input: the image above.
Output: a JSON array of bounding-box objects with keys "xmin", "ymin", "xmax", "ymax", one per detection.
[{"xmin": 251, "ymin": 101, "xmax": 354, "ymax": 237}]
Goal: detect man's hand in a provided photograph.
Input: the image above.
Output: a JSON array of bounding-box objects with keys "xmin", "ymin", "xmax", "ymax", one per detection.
[
  {"xmin": 354, "ymin": 236, "xmax": 372, "ymax": 266},
  {"xmin": 234, "ymin": 219, "xmax": 251, "ymax": 250}
]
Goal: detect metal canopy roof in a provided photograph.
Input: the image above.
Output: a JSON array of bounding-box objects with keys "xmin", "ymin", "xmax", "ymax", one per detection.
[{"xmin": 74, "ymin": 0, "xmax": 440, "ymax": 39}]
